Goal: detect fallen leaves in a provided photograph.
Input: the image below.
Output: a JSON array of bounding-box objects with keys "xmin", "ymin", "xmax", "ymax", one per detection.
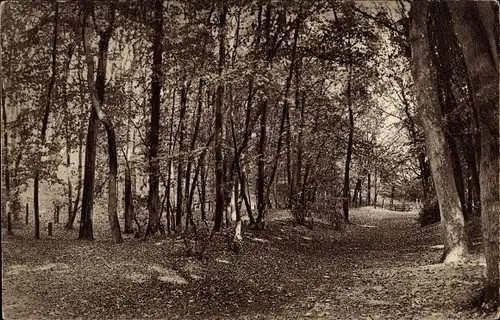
[{"xmin": 1, "ymin": 208, "xmax": 489, "ymax": 319}]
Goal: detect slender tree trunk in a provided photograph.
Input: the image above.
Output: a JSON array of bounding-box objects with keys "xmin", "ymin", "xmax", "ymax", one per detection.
[
  {"xmin": 265, "ymin": 12, "xmax": 301, "ymax": 210},
  {"xmin": 373, "ymin": 168, "xmax": 377, "ymax": 208},
  {"xmin": 82, "ymin": 2, "xmax": 122, "ymax": 243},
  {"xmin": 176, "ymin": 86, "xmax": 188, "ymax": 229},
  {"xmin": 390, "ymin": 184, "xmax": 394, "ymax": 210},
  {"xmin": 448, "ymin": 0, "xmax": 499, "ymax": 308},
  {"xmin": 165, "ymin": 88, "xmax": 176, "ymax": 233},
  {"xmin": 2, "ymin": 83, "xmax": 12, "ymax": 234},
  {"xmin": 342, "ymin": 94, "xmax": 354, "ymax": 223},
  {"xmin": 66, "ymin": 121, "xmax": 84, "ymax": 230},
  {"xmin": 358, "ymin": 178, "xmax": 362, "ymax": 206},
  {"xmin": 146, "ymin": 0, "xmax": 163, "ymax": 238},
  {"xmin": 352, "ymin": 178, "xmax": 361, "ymax": 205},
  {"xmin": 411, "ymin": 1, "xmax": 469, "ymax": 263},
  {"xmin": 185, "ymin": 79, "xmax": 204, "ymax": 232},
  {"xmin": 214, "ymin": 4, "xmax": 227, "ymax": 232},
  {"xmin": 124, "ymin": 163, "xmax": 133, "ymax": 233},
  {"xmin": 367, "ymin": 173, "xmax": 371, "ymax": 205},
  {"xmin": 34, "ymin": 1, "xmax": 58, "ymax": 239},
  {"xmin": 62, "ymin": 44, "xmax": 75, "ymax": 230}
]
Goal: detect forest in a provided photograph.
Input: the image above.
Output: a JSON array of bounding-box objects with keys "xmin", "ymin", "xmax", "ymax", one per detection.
[{"xmin": 1, "ymin": 1, "xmax": 499, "ymax": 319}]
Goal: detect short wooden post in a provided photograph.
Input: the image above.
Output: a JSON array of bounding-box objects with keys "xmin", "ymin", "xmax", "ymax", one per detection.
[
  {"xmin": 55, "ymin": 204, "xmax": 60, "ymax": 224},
  {"xmin": 48, "ymin": 222, "xmax": 53, "ymax": 237},
  {"xmin": 25, "ymin": 203, "xmax": 29, "ymax": 225}
]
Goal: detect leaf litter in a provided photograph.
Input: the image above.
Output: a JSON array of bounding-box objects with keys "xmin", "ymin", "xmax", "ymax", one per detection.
[{"xmin": 2, "ymin": 208, "xmax": 490, "ymax": 319}]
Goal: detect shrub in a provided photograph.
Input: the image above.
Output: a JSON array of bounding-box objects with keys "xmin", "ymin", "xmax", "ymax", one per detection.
[{"xmin": 418, "ymin": 197, "xmax": 440, "ymax": 227}]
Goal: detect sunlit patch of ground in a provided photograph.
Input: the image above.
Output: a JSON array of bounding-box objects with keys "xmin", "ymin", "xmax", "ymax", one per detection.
[{"xmin": 2, "ymin": 207, "xmax": 489, "ymax": 319}]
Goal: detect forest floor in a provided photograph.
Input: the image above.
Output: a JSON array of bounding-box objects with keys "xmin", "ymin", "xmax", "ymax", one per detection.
[{"xmin": 2, "ymin": 207, "xmax": 492, "ymax": 319}]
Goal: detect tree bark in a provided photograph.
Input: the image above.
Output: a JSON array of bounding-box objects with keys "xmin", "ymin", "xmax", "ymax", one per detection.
[
  {"xmin": 367, "ymin": 173, "xmax": 371, "ymax": 205},
  {"xmin": 411, "ymin": 1, "xmax": 469, "ymax": 263},
  {"xmin": 82, "ymin": 2, "xmax": 122, "ymax": 243},
  {"xmin": 66, "ymin": 117, "xmax": 84, "ymax": 230},
  {"xmin": 2, "ymin": 81, "xmax": 12, "ymax": 234},
  {"xmin": 342, "ymin": 60, "xmax": 354, "ymax": 223},
  {"xmin": 146, "ymin": 0, "xmax": 163, "ymax": 238},
  {"xmin": 214, "ymin": 4, "xmax": 227, "ymax": 232},
  {"xmin": 176, "ymin": 86, "xmax": 188, "ymax": 229},
  {"xmin": 34, "ymin": 1, "xmax": 58, "ymax": 239},
  {"xmin": 448, "ymin": 0, "xmax": 499, "ymax": 308},
  {"xmin": 184, "ymin": 79, "xmax": 203, "ymax": 232},
  {"xmin": 79, "ymin": 2, "xmax": 114, "ymax": 240}
]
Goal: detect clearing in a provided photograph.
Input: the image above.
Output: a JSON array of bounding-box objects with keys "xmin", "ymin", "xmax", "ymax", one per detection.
[{"xmin": 2, "ymin": 207, "xmax": 487, "ymax": 319}]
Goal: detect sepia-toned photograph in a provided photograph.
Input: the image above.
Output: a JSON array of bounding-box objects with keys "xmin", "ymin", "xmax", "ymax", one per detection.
[{"xmin": 1, "ymin": 0, "xmax": 499, "ymax": 319}]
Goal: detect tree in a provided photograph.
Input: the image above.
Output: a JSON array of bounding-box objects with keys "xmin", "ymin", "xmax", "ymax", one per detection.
[
  {"xmin": 410, "ymin": 0, "xmax": 470, "ymax": 263},
  {"xmin": 213, "ymin": 3, "xmax": 227, "ymax": 232},
  {"xmin": 82, "ymin": 1, "xmax": 122, "ymax": 244},
  {"xmin": 79, "ymin": 1, "xmax": 116, "ymax": 240},
  {"xmin": 34, "ymin": 1, "xmax": 58, "ymax": 240},
  {"xmin": 447, "ymin": 1, "xmax": 499, "ymax": 310},
  {"xmin": 145, "ymin": 0, "xmax": 163, "ymax": 238}
]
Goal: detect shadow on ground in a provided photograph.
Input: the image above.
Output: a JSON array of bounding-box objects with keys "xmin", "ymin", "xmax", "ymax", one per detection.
[{"xmin": 2, "ymin": 207, "xmax": 487, "ymax": 319}]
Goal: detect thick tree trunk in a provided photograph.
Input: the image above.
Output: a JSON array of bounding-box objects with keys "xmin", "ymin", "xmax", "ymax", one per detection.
[
  {"xmin": 214, "ymin": 4, "xmax": 227, "ymax": 232},
  {"xmin": 79, "ymin": 109, "xmax": 98, "ymax": 240},
  {"xmin": 79, "ymin": 3, "xmax": 114, "ymax": 240},
  {"xmin": 146, "ymin": 0, "xmax": 163, "ymax": 238},
  {"xmin": 447, "ymin": 0, "xmax": 499, "ymax": 309},
  {"xmin": 82, "ymin": 2, "xmax": 122, "ymax": 243},
  {"xmin": 34, "ymin": 1, "xmax": 58, "ymax": 239},
  {"xmin": 411, "ymin": 1, "xmax": 469, "ymax": 263},
  {"xmin": 447, "ymin": 135, "xmax": 468, "ymax": 220}
]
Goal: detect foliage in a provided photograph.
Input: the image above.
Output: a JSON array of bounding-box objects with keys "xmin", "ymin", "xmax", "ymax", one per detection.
[{"xmin": 417, "ymin": 196, "xmax": 440, "ymax": 227}]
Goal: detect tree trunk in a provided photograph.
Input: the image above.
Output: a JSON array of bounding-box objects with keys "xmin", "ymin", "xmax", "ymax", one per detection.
[
  {"xmin": 214, "ymin": 4, "xmax": 227, "ymax": 232},
  {"xmin": 61, "ymin": 43, "xmax": 75, "ymax": 229},
  {"xmin": 79, "ymin": 3, "xmax": 114, "ymax": 240},
  {"xmin": 352, "ymin": 178, "xmax": 361, "ymax": 205},
  {"xmin": 146, "ymin": 0, "xmax": 163, "ymax": 238},
  {"xmin": 390, "ymin": 184, "xmax": 394, "ymax": 210},
  {"xmin": 367, "ymin": 173, "xmax": 371, "ymax": 205},
  {"xmin": 124, "ymin": 163, "xmax": 133, "ymax": 233},
  {"xmin": 411, "ymin": 1, "xmax": 469, "ymax": 263},
  {"xmin": 82, "ymin": 2, "xmax": 122, "ymax": 243},
  {"xmin": 176, "ymin": 86, "xmax": 188, "ymax": 229},
  {"xmin": 34, "ymin": 1, "xmax": 58, "ymax": 239},
  {"xmin": 185, "ymin": 79, "xmax": 204, "ymax": 232},
  {"xmin": 342, "ymin": 76, "xmax": 354, "ymax": 223},
  {"xmin": 373, "ymin": 168, "xmax": 377, "ymax": 208},
  {"xmin": 66, "ymin": 120, "xmax": 84, "ymax": 230},
  {"xmin": 447, "ymin": 0, "xmax": 499, "ymax": 308}
]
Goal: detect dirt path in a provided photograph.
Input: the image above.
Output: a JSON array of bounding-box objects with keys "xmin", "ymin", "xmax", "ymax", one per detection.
[{"xmin": 2, "ymin": 207, "xmax": 486, "ymax": 319}]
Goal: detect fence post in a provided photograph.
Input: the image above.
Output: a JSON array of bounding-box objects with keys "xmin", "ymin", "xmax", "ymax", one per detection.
[{"xmin": 48, "ymin": 222, "xmax": 53, "ymax": 237}]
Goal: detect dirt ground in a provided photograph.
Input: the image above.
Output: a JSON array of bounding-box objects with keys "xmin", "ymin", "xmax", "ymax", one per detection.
[{"xmin": 1, "ymin": 207, "xmax": 490, "ymax": 319}]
